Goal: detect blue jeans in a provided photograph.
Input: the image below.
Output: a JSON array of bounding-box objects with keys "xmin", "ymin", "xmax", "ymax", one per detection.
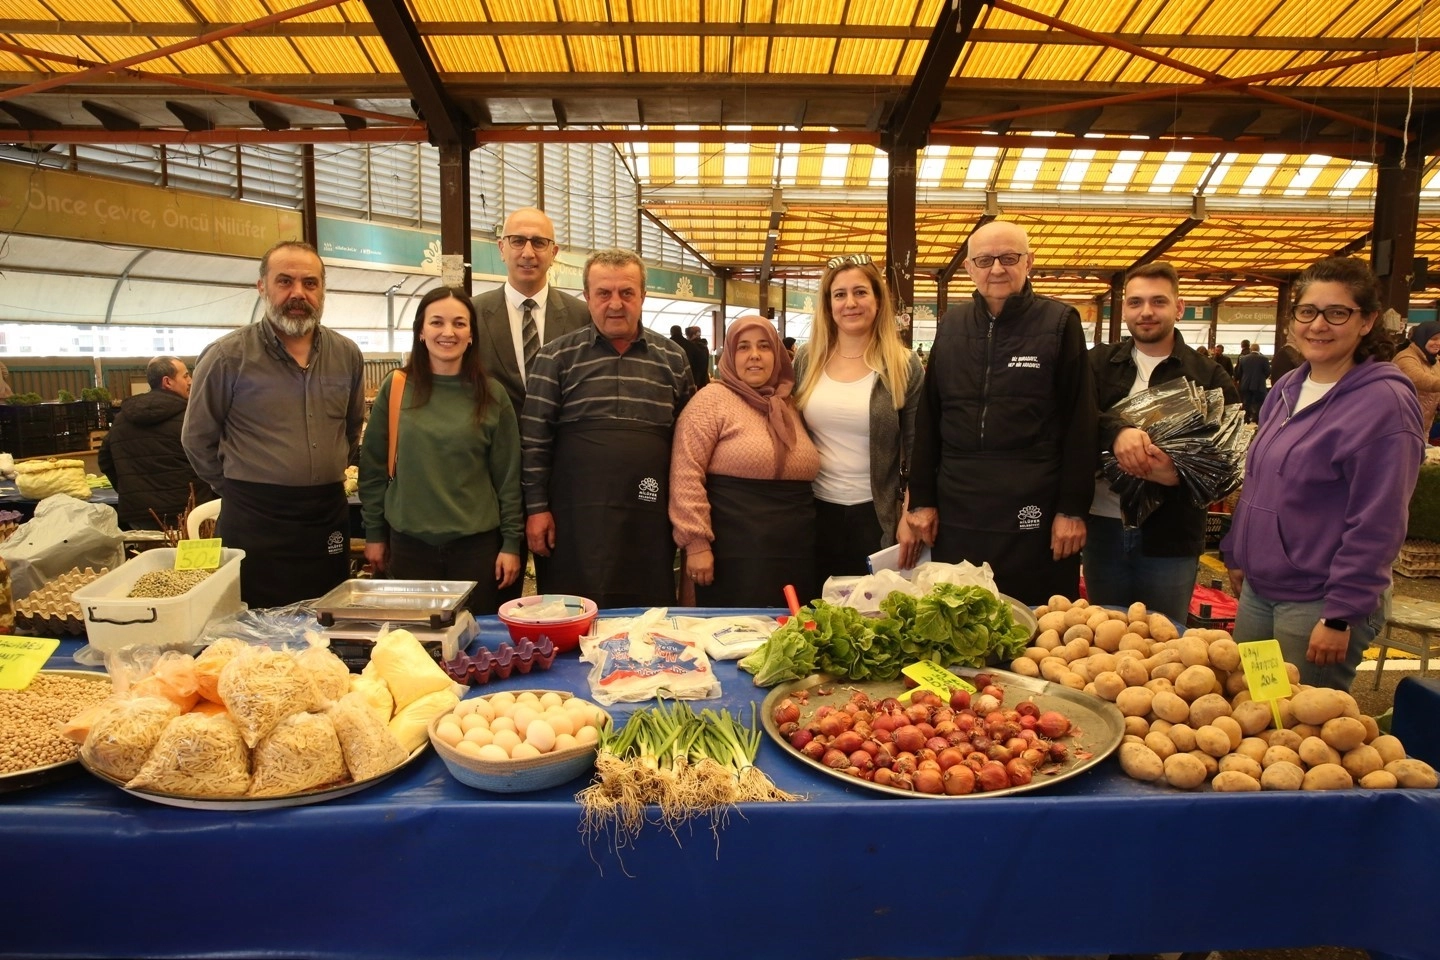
[
  {"xmin": 1082, "ymin": 516, "xmax": 1198, "ymax": 624},
  {"xmin": 1232, "ymin": 581, "xmax": 1384, "ymax": 691}
]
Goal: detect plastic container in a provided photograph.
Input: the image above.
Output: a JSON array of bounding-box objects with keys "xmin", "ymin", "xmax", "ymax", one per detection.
[
  {"xmin": 71, "ymin": 548, "xmax": 245, "ymax": 654},
  {"xmin": 496, "ymin": 595, "xmax": 597, "ymax": 653}
]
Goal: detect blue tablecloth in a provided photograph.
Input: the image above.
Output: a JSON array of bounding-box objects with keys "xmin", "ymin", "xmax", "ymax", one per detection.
[
  {"xmin": 1393, "ymin": 676, "xmax": 1440, "ymax": 769},
  {"xmin": 4, "ymin": 611, "xmax": 1439, "ymax": 960}
]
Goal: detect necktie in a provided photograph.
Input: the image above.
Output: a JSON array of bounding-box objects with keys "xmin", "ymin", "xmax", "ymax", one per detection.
[{"xmin": 521, "ymin": 298, "xmax": 540, "ymax": 374}]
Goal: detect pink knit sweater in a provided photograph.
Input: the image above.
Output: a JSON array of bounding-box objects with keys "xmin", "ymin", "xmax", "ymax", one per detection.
[{"xmin": 669, "ymin": 383, "xmax": 820, "ymax": 554}]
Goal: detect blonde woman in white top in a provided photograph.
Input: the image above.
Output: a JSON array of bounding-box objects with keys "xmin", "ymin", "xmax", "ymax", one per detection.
[{"xmin": 794, "ymin": 254, "xmax": 924, "ymax": 590}]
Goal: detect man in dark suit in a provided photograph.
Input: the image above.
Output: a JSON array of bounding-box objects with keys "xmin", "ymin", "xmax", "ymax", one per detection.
[{"xmin": 473, "ymin": 206, "xmax": 590, "ymax": 601}]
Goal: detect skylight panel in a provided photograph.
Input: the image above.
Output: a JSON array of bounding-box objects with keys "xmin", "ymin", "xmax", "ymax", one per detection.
[
  {"xmin": 1329, "ymin": 164, "xmax": 1369, "ymax": 198},
  {"xmin": 1283, "ymin": 155, "xmax": 1332, "ymax": 197},
  {"xmin": 1148, "ymin": 152, "xmax": 1191, "ymax": 193},
  {"xmin": 1058, "ymin": 150, "xmax": 1096, "ymax": 191},
  {"xmin": 1238, "ymin": 153, "xmax": 1285, "ymax": 196},
  {"xmin": 724, "ymin": 142, "xmax": 749, "ymax": 182},
  {"xmin": 869, "ymin": 153, "xmax": 889, "ymax": 188},
  {"xmin": 820, "ymin": 143, "xmax": 849, "ymax": 186},
  {"xmin": 919, "ymin": 146, "xmax": 949, "ymax": 187},
  {"xmin": 1103, "ymin": 151, "xmax": 1145, "ymax": 192}
]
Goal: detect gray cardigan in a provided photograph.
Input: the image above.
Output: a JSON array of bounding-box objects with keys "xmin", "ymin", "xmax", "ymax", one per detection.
[{"xmin": 794, "ymin": 348, "xmax": 924, "ymax": 547}]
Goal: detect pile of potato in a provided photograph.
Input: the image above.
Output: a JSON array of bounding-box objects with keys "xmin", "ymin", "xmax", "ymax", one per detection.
[{"xmin": 1012, "ymin": 595, "xmax": 1438, "ymax": 792}]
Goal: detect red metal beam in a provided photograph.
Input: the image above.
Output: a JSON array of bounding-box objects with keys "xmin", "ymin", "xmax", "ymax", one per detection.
[
  {"xmin": 0, "ymin": 0, "xmax": 348, "ymax": 102},
  {"xmin": 987, "ymin": 0, "xmax": 1404, "ymax": 140},
  {"xmin": 0, "ymin": 40, "xmax": 416, "ymax": 127},
  {"xmin": 938, "ymin": 36, "xmax": 1440, "ymax": 134},
  {"xmin": 0, "ymin": 127, "xmax": 426, "ymax": 145}
]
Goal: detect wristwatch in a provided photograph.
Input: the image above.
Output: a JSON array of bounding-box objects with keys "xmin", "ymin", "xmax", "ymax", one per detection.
[{"xmin": 1320, "ymin": 617, "xmax": 1350, "ymax": 632}]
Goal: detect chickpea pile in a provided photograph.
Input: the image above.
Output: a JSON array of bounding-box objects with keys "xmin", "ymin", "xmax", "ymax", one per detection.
[{"xmin": 0, "ymin": 673, "xmax": 111, "ymax": 775}]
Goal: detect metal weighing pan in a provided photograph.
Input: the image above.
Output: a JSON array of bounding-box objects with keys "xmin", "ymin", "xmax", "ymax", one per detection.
[
  {"xmin": 761, "ymin": 666, "xmax": 1124, "ymax": 799},
  {"xmin": 311, "ymin": 579, "xmax": 476, "ymax": 629}
]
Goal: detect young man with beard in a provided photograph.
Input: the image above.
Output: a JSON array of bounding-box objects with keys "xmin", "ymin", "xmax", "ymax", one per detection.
[
  {"xmin": 183, "ymin": 241, "xmax": 365, "ymax": 607},
  {"xmin": 1083, "ymin": 262, "xmax": 1238, "ymax": 623}
]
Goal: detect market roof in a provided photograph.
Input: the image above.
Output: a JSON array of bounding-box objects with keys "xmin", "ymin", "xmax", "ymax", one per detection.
[{"xmin": 2, "ymin": 0, "xmax": 1439, "ymax": 295}]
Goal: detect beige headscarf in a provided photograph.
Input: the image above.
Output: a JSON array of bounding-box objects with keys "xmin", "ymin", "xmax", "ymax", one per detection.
[{"xmin": 717, "ymin": 315, "xmax": 798, "ymax": 478}]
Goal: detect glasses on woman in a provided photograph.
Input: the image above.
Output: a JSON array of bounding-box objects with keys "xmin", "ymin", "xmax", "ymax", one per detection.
[
  {"xmin": 502, "ymin": 235, "xmax": 554, "ymax": 251},
  {"xmin": 827, "ymin": 253, "xmax": 873, "ymax": 270},
  {"xmin": 968, "ymin": 252, "xmax": 1026, "ymax": 269},
  {"xmin": 1291, "ymin": 304, "xmax": 1360, "ymax": 325}
]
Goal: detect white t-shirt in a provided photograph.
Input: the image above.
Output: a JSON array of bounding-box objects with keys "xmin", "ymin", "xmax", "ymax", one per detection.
[
  {"xmin": 807, "ymin": 370, "xmax": 875, "ymax": 505},
  {"xmin": 1295, "ymin": 375, "xmax": 1337, "ymax": 412},
  {"xmin": 1091, "ymin": 349, "xmax": 1168, "ymax": 520}
]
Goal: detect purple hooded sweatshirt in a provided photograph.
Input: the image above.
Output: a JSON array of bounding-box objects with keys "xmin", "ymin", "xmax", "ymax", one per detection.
[{"xmin": 1220, "ymin": 357, "xmax": 1423, "ymax": 621}]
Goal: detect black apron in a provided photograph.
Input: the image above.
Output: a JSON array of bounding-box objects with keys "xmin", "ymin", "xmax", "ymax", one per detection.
[
  {"xmin": 697, "ymin": 475, "xmax": 815, "ymax": 608},
  {"xmin": 535, "ymin": 421, "xmax": 676, "ymax": 608},
  {"xmin": 932, "ymin": 450, "xmax": 1078, "ymax": 606},
  {"xmin": 217, "ymin": 479, "xmax": 349, "ymax": 609}
]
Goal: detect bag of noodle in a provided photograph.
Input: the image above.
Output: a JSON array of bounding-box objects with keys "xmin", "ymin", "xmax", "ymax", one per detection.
[
  {"xmin": 127, "ymin": 712, "xmax": 250, "ymax": 798},
  {"xmin": 248, "ymin": 711, "xmax": 347, "ymax": 797}
]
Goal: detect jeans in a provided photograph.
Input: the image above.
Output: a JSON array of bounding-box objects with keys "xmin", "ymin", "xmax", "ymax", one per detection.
[
  {"xmin": 1231, "ymin": 581, "xmax": 1384, "ymax": 691},
  {"xmin": 1082, "ymin": 516, "xmax": 1198, "ymax": 625}
]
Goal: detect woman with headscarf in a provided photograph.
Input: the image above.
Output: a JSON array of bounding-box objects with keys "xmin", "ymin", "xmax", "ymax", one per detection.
[
  {"xmin": 669, "ymin": 315, "xmax": 820, "ymax": 606},
  {"xmin": 1394, "ymin": 319, "xmax": 1440, "ymax": 436}
]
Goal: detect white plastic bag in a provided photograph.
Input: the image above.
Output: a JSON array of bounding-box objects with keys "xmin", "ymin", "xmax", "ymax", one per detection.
[
  {"xmin": 578, "ymin": 607, "xmax": 720, "ymax": 705},
  {"xmin": 822, "ymin": 560, "xmax": 1001, "ymax": 615},
  {"xmin": 0, "ymin": 494, "xmax": 123, "ymax": 599},
  {"xmin": 673, "ymin": 614, "xmax": 779, "ymax": 660}
]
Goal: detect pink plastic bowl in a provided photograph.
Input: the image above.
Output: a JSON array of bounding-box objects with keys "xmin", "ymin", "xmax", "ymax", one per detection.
[{"xmin": 496, "ymin": 595, "xmax": 598, "ymax": 653}]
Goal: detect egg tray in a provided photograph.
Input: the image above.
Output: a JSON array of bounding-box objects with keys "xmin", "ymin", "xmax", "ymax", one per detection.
[
  {"xmin": 12, "ymin": 567, "xmax": 106, "ymax": 637},
  {"xmin": 441, "ymin": 637, "xmax": 557, "ymax": 685}
]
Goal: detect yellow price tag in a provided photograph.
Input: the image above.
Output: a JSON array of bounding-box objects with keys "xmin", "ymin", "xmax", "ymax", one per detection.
[
  {"xmin": 175, "ymin": 539, "xmax": 223, "ymax": 570},
  {"xmin": 0, "ymin": 636, "xmax": 61, "ymax": 691},
  {"xmin": 1239, "ymin": 639, "xmax": 1293, "ymax": 730},
  {"xmin": 899, "ymin": 661, "xmax": 976, "ymax": 703}
]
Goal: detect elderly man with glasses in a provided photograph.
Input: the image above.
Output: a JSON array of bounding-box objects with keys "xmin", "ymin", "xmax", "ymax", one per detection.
[
  {"xmin": 473, "ymin": 207, "xmax": 592, "ymax": 602},
  {"xmin": 906, "ymin": 220, "xmax": 1098, "ymax": 606}
]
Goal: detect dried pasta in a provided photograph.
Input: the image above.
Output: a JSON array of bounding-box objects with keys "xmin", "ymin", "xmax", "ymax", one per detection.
[
  {"xmin": 218, "ymin": 647, "xmax": 318, "ymax": 748},
  {"xmin": 126, "ymin": 712, "xmax": 250, "ymax": 798},
  {"xmin": 80, "ymin": 697, "xmax": 183, "ymax": 782},
  {"xmin": 294, "ymin": 643, "xmax": 351, "ymax": 706},
  {"xmin": 194, "ymin": 638, "xmax": 249, "ymax": 704},
  {"xmin": 330, "ymin": 692, "xmax": 409, "ymax": 781},
  {"xmin": 248, "ymin": 712, "xmax": 347, "ymax": 798}
]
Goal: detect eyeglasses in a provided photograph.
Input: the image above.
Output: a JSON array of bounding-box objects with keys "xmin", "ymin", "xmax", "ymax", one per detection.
[
  {"xmin": 1291, "ymin": 304, "xmax": 1361, "ymax": 325},
  {"xmin": 827, "ymin": 253, "xmax": 873, "ymax": 270},
  {"xmin": 968, "ymin": 252, "xmax": 1027, "ymax": 269},
  {"xmin": 502, "ymin": 235, "xmax": 554, "ymax": 251}
]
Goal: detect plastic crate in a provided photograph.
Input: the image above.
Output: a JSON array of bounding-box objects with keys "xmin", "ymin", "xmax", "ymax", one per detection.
[
  {"xmin": 72, "ymin": 548, "xmax": 245, "ymax": 654},
  {"xmin": 1203, "ymin": 511, "xmax": 1232, "ymax": 549},
  {"xmin": 1187, "ymin": 584, "xmax": 1238, "ymax": 634}
]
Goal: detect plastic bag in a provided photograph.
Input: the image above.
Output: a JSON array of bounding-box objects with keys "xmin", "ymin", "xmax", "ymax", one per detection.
[
  {"xmin": 195, "ymin": 602, "xmax": 319, "ymax": 650},
  {"xmin": 673, "ymin": 615, "xmax": 780, "ymax": 660},
  {"xmin": 0, "ymin": 494, "xmax": 123, "ymax": 600},
  {"xmin": 578, "ymin": 607, "xmax": 720, "ymax": 705},
  {"xmin": 823, "ymin": 560, "xmax": 1000, "ymax": 615}
]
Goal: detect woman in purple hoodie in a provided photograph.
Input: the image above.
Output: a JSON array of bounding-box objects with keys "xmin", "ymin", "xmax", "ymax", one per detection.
[{"xmin": 1221, "ymin": 257, "xmax": 1424, "ymax": 690}]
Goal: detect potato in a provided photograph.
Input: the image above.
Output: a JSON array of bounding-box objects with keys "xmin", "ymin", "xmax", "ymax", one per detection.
[
  {"xmin": 1162, "ymin": 752, "xmax": 1209, "ymax": 789},
  {"xmin": 1188, "ymin": 693, "xmax": 1232, "ymax": 728},
  {"xmin": 1085, "ymin": 607, "xmax": 1110, "ymax": 628},
  {"xmin": 1360, "ymin": 770, "xmax": 1399, "ymax": 789},
  {"xmin": 1035, "ymin": 628, "xmax": 1063, "ymax": 650},
  {"xmin": 1115, "ymin": 686, "xmax": 1155, "ymax": 718},
  {"xmin": 1063, "ymin": 607, "xmax": 1091, "ymax": 628},
  {"xmin": 1211, "ymin": 770, "xmax": 1262, "ymax": 792},
  {"xmin": 1083, "ymin": 682, "xmax": 1098, "ymax": 697},
  {"xmin": 1336, "ymin": 691, "xmax": 1362, "ymax": 719},
  {"xmin": 1039, "ymin": 657, "xmax": 1069, "ymax": 682},
  {"xmin": 1319, "ymin": 717, "xmax": 1367, "ymax": 753},
  {"xmin": 1276, "ymin": 699, "xmax": 1297, "ymax": 729},
  {"xmin": 1128, "ymin": 620, "xmax": 1151, "ymax": 639},
  {"xmin": 1093, "ymin": 620, "xmax": 1127, "ymax": 653},
  {"xmin": 1009, "ymin": 657, "xmax": 1041, "ymax": 678},
  {"xmin": 1285, "ymin": 662, "xmax": 1300, "ymax": 685},
  {"xmin": 1140, "ymin": 648, "xmax": 1180, "ymax": 674},
  {"xmin": 1211, "ymin": 716, "xmax": 1244, "ymax": 751},
  {"xmin": 1037, "ymin": 612, "xmax": 1067, "ymax": 636},
  {"xmin": 1087, "ymin": 652, "xmax": 1118, "ymax": 676},
  {"xmin": 1359, "ymin": 714, "xmax": 1381, "ymax": 743},
  {"xmin": 1236, "ymin": 737, "xmax": 1269, "ymax": 764},
  {"xmin": 1194, "ymin": 724, "xmax": 1232, "ymax": 758},
  {"xmin": 1112, "ymin": 658, "xmax": 1146, "ymax": 689},
  {"xmin": 1057, "ymin": 671, "xmax": 1086, "ymax": 691},
  {"xmin": 1074, "ymin": 598, "xmax": 1090, "ymax": 609},
  {"xmin": 1150, "ymin": 690, "xmax": 1191, "ymax": 724},
  {"xmin": 1174, "ymin": 664, "xmax": 1217, "ymax": 702},
  {"xmin": 1261, "ymin": 745, "xmax": 1303, "ymax": 769},
  {"xmin": 1385, "ymin": 759, "xmax": 1440, "ymax": 789},
  {"xmin": 1150, "ymin": 719, "xmax": 1174, "ymax": 737},
  {"xmin": 1231, "ymin": 689, "xmax": 1252, "ymax": 705},
  {"xmin": 1148, "ymin": 615, "xmax": 1179, "ymax": 643},
  {"xmin": 1118, "ymin": 634, "xmax": 1151, "ymax": 654},
  {"xmin": 1175, "ymin": 636, "xmax": 1209, "ymax": 667},
  {"xmin": 1260, "ymin": 760, "xmax": 1305, "ymax": 790},
  {"xmin": 1151, "ymin": 662, "xmax": 1185, "ymax": 683},
  {"xmin": 1371, "ymin": 734, "xmax": 1407, "ymax": 766},
  {"xmin": 1118, "ymin": 742, "xmax": 1164, "ymax": 781},
  {"xmin": 1047, "ymin": 594, "xmax": 1073, "ymax": 612},
  {"xmin": 1023, "ymin": 647, "xmax": 1050, "ymax": 664},
  {"xmin": 1341, "ymin": 744, "xmax": 1384, "ymax": 780},
  {"xmin": 1062, "ymin": 626, "xmax": 1093, "ymax": 649},
  {"xmin": 1188, "ymin": 749, "xmax": 1219, "ymax": 779},
  {"xmin": 1123, "ymin": 734, "xmax": 1145, "ymax": 746},
  {"xmin": 1061, "ymin": 637, "xmax": 1091, "ymax": 663},
  {"xmin": 1225, "ymin": 670, "xmax": 1250, "ymax": 697},
  {"xmin": 1207, "ymin": 638, "xmax": 1241, "ymax": 672},
  {"xmin": 1264, "ymin": 728, "xmax": 1304, "ymax": 751},
  {"xmin": 1290, "ymin": 722, "xmax": 1323, "ymax": 741},
  {"xmin": 1069, "ymin": 659, "xmax": 1096, "ymax": 684},
  {"xmin": 1123, "ymin": 716, "xmax": 1150, "ymax": 738},
  {"xmin": 1298, "ymin": 736, "xmax": 1342, "ymax": 768},
  {"xmin": 1093, "ymin": 671, "xmax": 1126, "ymax": 702},
  {"xmin": 1034, "ymin": 604, "xmax": 1050, "ymax": 617},
  {"xmin": 1218, "ymin": 753, "xmax": 1263, "ymax": 780},
  {"xmin": 1228, "ymin": 700, "xmax": 1271, "ymax": 738},
  {"xmin": 1144, "ymin": 731, "xmax": 1178, "ymax": 760},
  {"xmin": 1302, "ymin": 763, "xmax": 1354, "ymax": 791},
  {"xmin": 1127, "ymin": 601, "xmax": 1147, "ymax": 622},
  {"xmin": 1167, "ymin": 723, "xmax": 1198, "ymax": 753}
]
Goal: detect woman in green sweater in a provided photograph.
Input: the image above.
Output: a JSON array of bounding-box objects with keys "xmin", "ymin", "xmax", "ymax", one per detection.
[{"xmin": 359, "ymin": 286, "xmax": 523, "ymax": 614}]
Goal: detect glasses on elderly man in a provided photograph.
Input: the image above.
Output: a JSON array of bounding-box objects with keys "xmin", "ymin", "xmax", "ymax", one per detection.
[
  {"xmin": 1290, "ymin": 304, "xmax": 1361, "ymax": 325},
  {"xmin": 826, "ymin": 253, "xmax": 873, "ymax": 270},
  {"xmin": 502, "ymin": 235, "xmax": 555, "ymax": 251},
  {"xmin": 968, "ymin": 252, "xmax": 1026, "ymax": 269}
]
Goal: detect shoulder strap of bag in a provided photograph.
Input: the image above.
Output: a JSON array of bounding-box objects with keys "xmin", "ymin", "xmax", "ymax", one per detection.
[{"xmin": 387, "ymin": 370, "xmax": 407, "ymax": 479}]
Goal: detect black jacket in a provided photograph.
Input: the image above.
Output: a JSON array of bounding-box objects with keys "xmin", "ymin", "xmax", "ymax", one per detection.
[
  {"xmin": 1089, "ymin": 330, "xmax": 1240, "ymax": 556},
  {"xmin": 98, "ymin": 389, "xmax": 216, "ymax": 529},
  {"xmin": 909, "ymin": 284, "xmax": 1098, "ymax": 528}
]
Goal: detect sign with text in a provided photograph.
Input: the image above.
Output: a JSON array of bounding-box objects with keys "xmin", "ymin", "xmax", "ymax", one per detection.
[
  {"xmin": 175, "ymin": 538, "xmax": 223, "ymax": 570},
  {"xmin": 1238, "ymin": 639, "xmax": 1292, "ymax": 729},
  {"xmin": 899, "ymin": 661, "xmax": 976, "ymax": 703},
  {"xmin": 0, "ymin": 636, "xmax": 61, "ymax": 690}
]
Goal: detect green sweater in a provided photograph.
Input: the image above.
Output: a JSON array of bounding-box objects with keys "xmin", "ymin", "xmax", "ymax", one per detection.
[{"xmin": 359, "ymin": 372, "xmax": 523, "ymax": 555}]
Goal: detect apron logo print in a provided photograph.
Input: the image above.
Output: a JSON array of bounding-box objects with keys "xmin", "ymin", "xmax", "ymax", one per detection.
[
  {"xmin": 326, "ymin": 531, "xmax": 345, "ymax": 555},
  {"xmin": 1017, "ymin": 504, "xmax": 1043, "ymax": 531},
  {"xmin": 637, "ymin": 477, "xmax": 660, "ymax": 503}
]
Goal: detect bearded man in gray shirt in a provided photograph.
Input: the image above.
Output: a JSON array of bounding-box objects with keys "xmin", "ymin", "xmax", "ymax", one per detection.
[{"xmin": 183, "ymin": 240, "xmax": 365, "ymax": 608}]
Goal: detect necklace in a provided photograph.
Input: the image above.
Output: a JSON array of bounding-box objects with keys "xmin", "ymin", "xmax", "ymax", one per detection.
[{"xmin": 838, "ymin": 352, "xmax": 865, "ymax": 359}]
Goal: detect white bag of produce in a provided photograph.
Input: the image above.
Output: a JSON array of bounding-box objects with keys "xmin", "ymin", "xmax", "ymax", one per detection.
[
  {"xmin": 823, "ymin": 560, "xmax": 1000, "ymax": 615},
  {"xmin": 0, "ymin": 494, "xmax": 123, "ymax": 600},
  {"xmin": 673, "ymin": 614, "xmax": 779, "ymax": 660},
  {"xmin": 579, "ymin": 607, "xmax": 720, "ymax": 705}
]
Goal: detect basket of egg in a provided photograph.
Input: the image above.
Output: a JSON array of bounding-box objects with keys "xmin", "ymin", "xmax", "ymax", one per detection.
[{"xmin": 427, "ymin": 689, "xmax": 610, "ymax": 792}]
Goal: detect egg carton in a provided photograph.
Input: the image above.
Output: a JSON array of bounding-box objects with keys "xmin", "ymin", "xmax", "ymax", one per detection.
[
  {"xmin": 13, "ymin": 566, "xmax": 107, "ymax": 635},
  {"xmin": 440, "ymin": 637, "xmax": 557, "ymax": 685}
]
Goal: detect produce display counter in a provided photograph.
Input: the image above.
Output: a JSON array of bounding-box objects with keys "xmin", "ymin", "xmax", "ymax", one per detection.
[{"xmin": 4, "ymin": 612, "xmax": 1438, "ymax": 960}]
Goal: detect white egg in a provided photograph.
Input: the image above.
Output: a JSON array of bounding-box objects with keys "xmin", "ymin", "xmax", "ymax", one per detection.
[
  {"xmin": 553, "ymin": 733, "xmax": 579, "ymax": 752},
  {"xmin": 516, "ymin": 691, "xmax": 541, "ymax": 706},
  {"xmin": 575, "ymin": 725, "xmax": 599, "ymax": 745},
  {"xmin": 545, "ymin": 711, "xmax": 574, "ymax": 738},
  {"xmin": 470, "ymin": 698, "xmax": 496, "ymax": 722},
  {"xmin": 510, "ymin": 741, "xmax": 542, "ymax": 760},
  {"xmin": 525, "ymin": 719, "xmax": 557, "ymax": 753},
  {"xmin": 462, "ymin": 727, "xmax": 493, "ymax": 746},
  {"xmin": 491, "ymin": 729, "xmax": 522, "ymax": 753},
  {"xmin": 489, "ymin": 692, "xmax": 516, "ymax": 712},
  {"xmin": 456, "ymin": 740, "xmax": 486, "ymax": 758},
  {"xmin": 453, "ymin": 700, "xmax": 477, "ymax": 718},
  {"xmin": 539, "ymin": 691, "xmax": 564, "ymax": 709},
  {"xmin": 435, "ymin": 721, "xmax": 464, "ymax": 747},
  {"xmin": 489, "ymin": 716, "xmax": 516, "ymax": 735},
  {"xmin": 460, "ymin": 714, "xmax": 488, "ymax": 733},
  {"xmin": 512, "ymin": 706, "xmax": 540, "ymax": 733},
  {"xmin": 476, "ymin": 743, "xmax": 510, "ymax": 762}
]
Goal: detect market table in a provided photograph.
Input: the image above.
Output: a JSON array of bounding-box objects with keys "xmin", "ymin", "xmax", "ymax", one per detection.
[
  {"xmin": 4, "ymin": 612, "xmax": 1439, "ymax": 960},
  {"xmin": 1392, "ymin": 676, "xmax": 1440, "ymax": 769}
]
